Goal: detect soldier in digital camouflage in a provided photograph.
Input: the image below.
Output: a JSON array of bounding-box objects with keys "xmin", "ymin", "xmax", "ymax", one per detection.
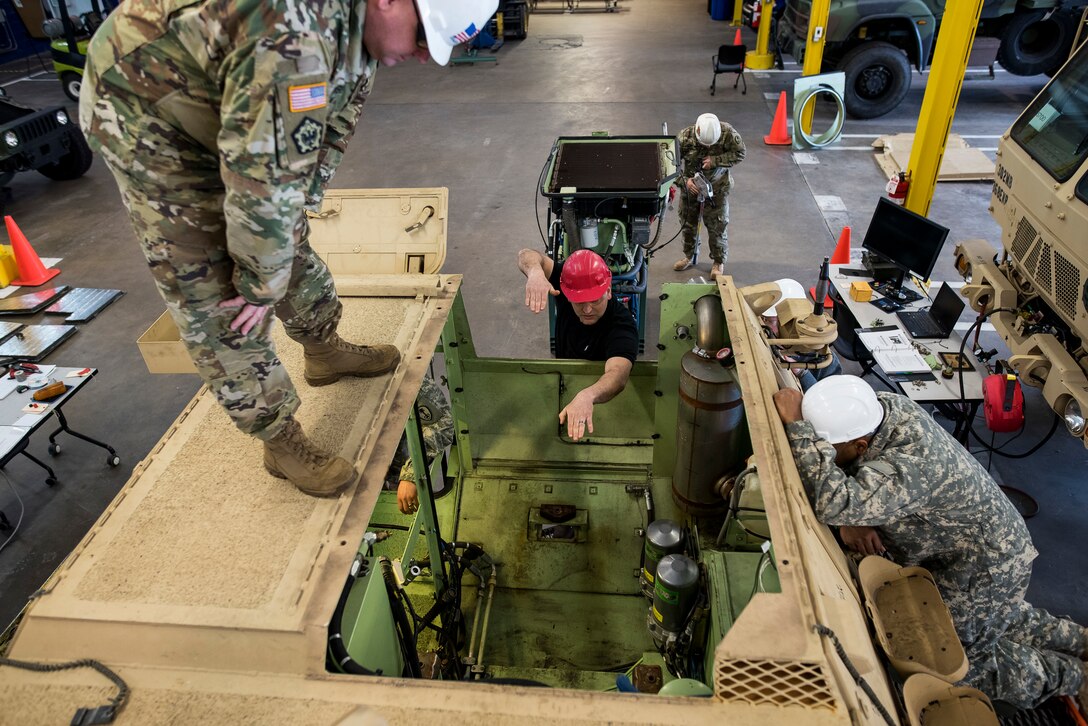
[
  {"xmin": 394, "ymin": 376, "xmax": 454, "ymax": 514},
  {"xmin": 673, "ymin": 112, "xmax": 746, "ymax": 281},
  {"xmin": 773, "ymin": 376, "xmax": 1088, "ymax": 709},
  {"xmin": 79, "ymin": 0, "xmax": 497, "ymax": 497}
]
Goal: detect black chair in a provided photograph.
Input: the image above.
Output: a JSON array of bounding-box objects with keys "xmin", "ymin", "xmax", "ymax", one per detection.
[{"xmin": 710, "ymin": 44, "xmax": 747, "ymax": 95}]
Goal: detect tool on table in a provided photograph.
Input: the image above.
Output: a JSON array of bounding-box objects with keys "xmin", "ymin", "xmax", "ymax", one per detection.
[{"xmin": 33, "ymin": 381, "xmax": 67, "ymax": 401}]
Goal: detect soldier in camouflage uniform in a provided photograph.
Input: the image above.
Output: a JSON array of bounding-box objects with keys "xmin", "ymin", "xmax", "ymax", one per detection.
[
  {"xmin": 774, "ymin": 378, "xmax": 1088, "ymax": 709},
  {"xmin": 673, "ymin": 113, "xmax": 746, "ymax": 281},
  {"xmin": 79, "ymin": 0, "xmax": 496, "ymax": 497},
  {"xmin": 393, "ymin": 376, "xmax": 455, "ymax": 514}
]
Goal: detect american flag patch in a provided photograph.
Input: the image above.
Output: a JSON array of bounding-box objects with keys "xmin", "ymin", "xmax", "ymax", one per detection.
[
  {"xmin": 288, "ymin": 83, "xmax": 328, "ymax": 113},
  {"xmin": 450, "ymin": 22, "xmax": 479, "ymax": 44}
]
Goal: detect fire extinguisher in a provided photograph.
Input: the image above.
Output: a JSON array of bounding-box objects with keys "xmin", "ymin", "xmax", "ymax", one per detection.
[
  {"xmin": 886, "ymin": 172, "xmax": 908, "ymax": 205},
  {"xmin": 750, "ymin": 1, "xmax": 761, "ymax": 28}
]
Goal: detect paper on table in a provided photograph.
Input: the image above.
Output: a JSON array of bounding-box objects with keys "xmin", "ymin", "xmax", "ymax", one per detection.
[
  {"xmin": 0, "ymin": 426, "xmax": 27, "ymax": 459},
  {"xmin": 857, "ymin": 329, "xmax": 931, "ymax": 374}
]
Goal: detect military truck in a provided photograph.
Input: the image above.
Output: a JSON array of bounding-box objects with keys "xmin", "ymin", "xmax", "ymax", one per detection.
[
  {"xmin": 777, "ymin": 0, "xmax": 1086, "ymax": 118},
  {"xmin": 0, "ymin": 90, "xmax": 93, "ymax": 190},
  {"xmin": 954, "ymin": 41, "xmax": 1088, "ymax": 447}
]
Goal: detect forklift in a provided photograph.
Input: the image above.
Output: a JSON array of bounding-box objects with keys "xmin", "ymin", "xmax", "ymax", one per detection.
[{"xmin": 40, "ymin": 0, "xmax": 115, "ymax": 102}]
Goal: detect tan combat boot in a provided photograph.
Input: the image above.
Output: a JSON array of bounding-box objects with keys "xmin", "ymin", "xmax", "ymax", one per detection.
[
  {"xmin": 264, "ymin": 417, "xmax": 356, "ymax": 497},
  {"xmin": 303, "ymin": 334, "xmax": 400, "ymax": 386},
  {"xmin": 710, "ymin": 263, "xmax": 724, "ymax": 280},
  {"xmin": 673, "ymin": 257, "xmax": 694, "ymax": 272}
]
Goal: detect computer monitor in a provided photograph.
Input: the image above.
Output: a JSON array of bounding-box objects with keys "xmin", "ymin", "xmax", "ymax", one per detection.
[{"xmin": 861, "ymin": 198, "xmax": 950, "ymax": 286}]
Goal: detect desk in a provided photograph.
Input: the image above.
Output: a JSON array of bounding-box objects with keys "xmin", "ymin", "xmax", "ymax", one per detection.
[
  {"xmin": 828, "ymin": 265, "xmax": 986, "ymax": 441},
  {"xmin": 0, "ymin": 366, "xmax": 119, "ymax": 502}
]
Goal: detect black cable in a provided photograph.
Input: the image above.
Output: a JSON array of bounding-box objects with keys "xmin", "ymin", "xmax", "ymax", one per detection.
[
  {"xmin": 379, "ymin": 559, "xmax": 421, "ymax": 678},
  {"xmin": 813, "ymin": 624, "xmax": 896, "ymax": 726},
  {"xmin": 954, "ymin": 309, "xmax": 1063, "ymax": 457},
  {"xmin": 535, "ymin": 143, "xmax": 558, "ymax": 247},
  {"xmin": 0, "ymin": 656, "xmax": 129, "ymax": 723},
  {"xmin": 328, "ymin": 571, "xmax": 380, "ymax": 676},
  {"xmin": 0, "ymin": 470, "xmax": 24, "ymax": 556},
  {"xmin": 645, "ymin": 224, "xmax": 684, "ymax": 259},
  {"xmin": 968, "ymin": 410, "xmax": 1060, "ymax": 458}
]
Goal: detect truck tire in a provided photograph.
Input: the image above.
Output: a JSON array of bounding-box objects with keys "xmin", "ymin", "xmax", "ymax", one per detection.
[
  {"xmin": 514, "ymin": 3, "xmax": 528, "ymax": 39},
  {"xmin": 840, "ymin": 42, "xmax": 912, "ymax": 119},
  {"xmin": 37, "ymin": 127, "xmax": 93, "ymax": 181},
  {"xmin": 997, "ymin": 10, "xmax": 1075, "ymax": 77}
]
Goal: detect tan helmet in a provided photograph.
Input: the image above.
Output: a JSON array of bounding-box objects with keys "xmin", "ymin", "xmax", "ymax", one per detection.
[
  {"xmin": 695, "ymin": 113, "xmax": 721, "ymax": 145},
  {"xmin": 417, "ymin": 0, "xmax": 501, "ymax": 66}
]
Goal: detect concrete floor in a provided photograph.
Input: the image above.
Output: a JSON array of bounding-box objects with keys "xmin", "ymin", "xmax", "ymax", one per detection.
[{"xmin": 0, "ymin": 0, "xmax": 1085, "ymax": 633}]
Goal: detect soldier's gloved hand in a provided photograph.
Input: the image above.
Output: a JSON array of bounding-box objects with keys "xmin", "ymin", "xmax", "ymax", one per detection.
[
  {"xmin": 219, "ymin": 296, "xmax": 271, "ymax": 336},
  {"xmin": 685, "ymin": 178, "xmax": 698, "ymax": 195},
  {"xmin": 525, "ymin": 269, "xmax": 560, "ymax": 314},
  {"xmin": 840, "ymin": 526, "xmax": 885, "ymax": 556},
  {"xmin": 397, "ymin": 480, "xmax": 419, "ymax": 514}
]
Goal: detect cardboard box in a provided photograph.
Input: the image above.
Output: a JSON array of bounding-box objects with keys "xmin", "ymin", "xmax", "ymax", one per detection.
[
  {"xmin": 850, "ymin": 280, "xmax": 872, "ymax": 302},
  {"xmin": 138, "ymin": 311, "xmax": 197, "ymax": 374}
]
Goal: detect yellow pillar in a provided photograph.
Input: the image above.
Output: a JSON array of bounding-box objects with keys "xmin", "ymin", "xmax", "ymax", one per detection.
[
  {"xmin": 745, "ymin": 0, "xmax": 776, "ymax": 70},
  {"xmin": 799, "ymin": 0, "xmax": 831, "ymax": 133},
  {"xmin": 903, "ymin": 0, "xmax": 984, "ymax": 216},
  {"xmin": 732, "ymin": 0, "xmax": 742, "ymax": 27}
]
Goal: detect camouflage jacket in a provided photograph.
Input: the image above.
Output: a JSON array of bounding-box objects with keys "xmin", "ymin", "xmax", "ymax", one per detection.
[
  {"xmin": 399, "ymin": 376, "xmax": 455, "ymax": 486},
  {"xmin": 80, "ymin": 0, "xmax": 375, "ymax": 305},
  {"xmin": 785, "ymin": 392, "xmax": 1036, "ymax": 589},
  {"xmin": 676, "ymin": 122, "xmax": 746, "ymax": 197}
]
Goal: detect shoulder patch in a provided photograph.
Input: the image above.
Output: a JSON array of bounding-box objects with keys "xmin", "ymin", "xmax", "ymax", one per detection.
[
  {"xmin": 291, "ymin": 117, "xmax": 324, "ymax": 155},
  {"xmin": 288, "ymin": 82, "xmax": 327, "ymax": 112},
  {"xmin": 417, "ymin": 404, "xmax": 434, "ymax": 423}
]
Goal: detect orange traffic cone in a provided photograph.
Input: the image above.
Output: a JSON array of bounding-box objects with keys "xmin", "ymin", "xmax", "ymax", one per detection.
[
  {"xmin": 733, "ymin": 28, "xmax": 742, "ymax": 45},
  {"xmin": 830, "ymin": 226, "xmax": 851, "ymax": 264},
  {"xmin": 764, "ymin": 92, "xmax": 791, "ymax": 145},
  {"xmin": 6, "ymin": 216, "xmax": 59, "ymax": 286}
]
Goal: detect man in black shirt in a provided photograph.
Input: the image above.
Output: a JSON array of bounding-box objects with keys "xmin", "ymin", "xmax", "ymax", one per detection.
[{"xmin": 518, "ymin": 248, "xmax": 638, "ymax": 441}]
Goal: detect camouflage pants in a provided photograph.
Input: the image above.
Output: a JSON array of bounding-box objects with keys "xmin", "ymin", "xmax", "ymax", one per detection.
[
  {"xmin": 678, "ymin": 192, "xmax": 729, "ymax": 264},
  {"xmin": 943, "ymin": 559, "xmax": 1086, "ymax": 708},
  {"xmin": 96, "ymin": 118, "xmax": 340, "ymax": 440}
]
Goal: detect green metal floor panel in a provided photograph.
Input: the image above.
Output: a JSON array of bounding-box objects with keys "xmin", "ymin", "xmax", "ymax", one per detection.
[
  {"xmin": 461, "ymin": 587, "xmax": 656, "ymax": 672},
  {"xmin": 462, "ymin": 359, "xmax": 656, "ymax": 467},
  {"xmin": 457, "ymin": 474, "xmax": 647, "ymax": 594}
]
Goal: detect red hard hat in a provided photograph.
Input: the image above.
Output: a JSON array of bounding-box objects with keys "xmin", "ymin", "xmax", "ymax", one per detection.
[{"xmin": 560, "ymin": 250, "xmax": 612, "ymax": 303}]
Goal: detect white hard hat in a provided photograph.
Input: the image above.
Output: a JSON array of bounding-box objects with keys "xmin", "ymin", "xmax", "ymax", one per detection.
[
  {"xmin": 768, "ymin": 278, "xmax": 808, "ymax": 317},
  {"xmin": 802, "ymin": 375, "xmax": 884, "ymax": 444},
  {"xmin": 695, "ymin": 113, "xmax": 721, "ymax": 145},
  {"xmin": 417, "ymin": 0, "xmax": 500, "ymax": 66}
]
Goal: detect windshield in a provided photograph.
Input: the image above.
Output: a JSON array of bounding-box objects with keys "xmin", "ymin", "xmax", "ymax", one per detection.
[{"xmin": 1010, "ymin": 45, "xmax": 1088, "ymax": 182}]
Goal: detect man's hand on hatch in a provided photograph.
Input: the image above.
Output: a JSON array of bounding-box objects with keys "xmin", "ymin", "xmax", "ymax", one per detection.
[
  {"xmin": 219, "ymin": 296, "xmax": 270, "ymax": 336},
  {"xmin": 840, "ymin": 526, "xmax": 886, "ymax": 556},
  {"xmin": 773, "ymin": 388, "xmax": 804, "ymax": 425},
  {"xmin": 525, "ymin": 270, "xmax": 560, "ymax": 314},
  {"xmin": 559, "ymin": 390, "xmax": 596, "ymax": 441}
]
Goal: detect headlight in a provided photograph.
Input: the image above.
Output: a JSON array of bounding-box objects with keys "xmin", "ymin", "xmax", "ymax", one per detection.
[
  {"xmin": 55, "ymin": 110, "xmax": 69, "ymax": 125},
  {"xmin": 3, "ymin": 131, "xmax": 18, "ymax": 148},
  {"xmin": 1064, "ymin": 399, "xmax": 1086, "ymax": 437}
]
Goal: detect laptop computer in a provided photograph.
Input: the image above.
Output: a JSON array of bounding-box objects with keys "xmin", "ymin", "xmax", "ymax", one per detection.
[{"xmin": 895, "ymin": 283, "xmax": 966, "ymax": 339}]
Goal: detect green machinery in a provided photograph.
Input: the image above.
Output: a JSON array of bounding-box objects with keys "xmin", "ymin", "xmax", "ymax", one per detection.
[
  {"xmin": 538, "ymin": 135, "xmax": 679, "ymax": 354},
  {"xmin": 333, "ymin": 281, "xmax": 776, "ymax": 691}
]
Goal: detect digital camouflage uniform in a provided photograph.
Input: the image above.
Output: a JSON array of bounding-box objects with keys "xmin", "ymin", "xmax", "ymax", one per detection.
[
  {"xmin": 676, "ymin": 121, "xmax": 746, "ymax": 265},
  {"xmin": 785, "ymin": 392, "xmax": 1087, "ymax": 708},
  {"xmin": 397, "ymin": 376, "xmax": 455, "ymax": 486},
  {"xmin": 80, "ymin": 0, "xmax": 375, "ymax": 439}
]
